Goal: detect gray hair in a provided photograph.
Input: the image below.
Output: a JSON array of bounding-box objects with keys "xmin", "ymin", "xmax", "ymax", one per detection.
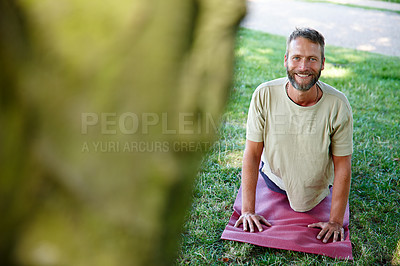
[{"xmin": 286, "ymin": 27, "xmax": 325, "ymax": 59}]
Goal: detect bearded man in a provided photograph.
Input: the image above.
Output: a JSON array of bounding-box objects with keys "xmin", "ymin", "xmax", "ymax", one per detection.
[{"xmin": 234, "ymin": 28, "xmax": 353, "ymax": 243}]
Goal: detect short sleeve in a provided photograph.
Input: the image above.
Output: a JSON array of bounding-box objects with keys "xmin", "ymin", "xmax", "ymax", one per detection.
[
  {"xmin": 246, "ymin": 87, "xmax": 266, "ymax": 142},
  {"xmin": 331, "ymin": 99, "xmax": 353, "ymax": 156}
]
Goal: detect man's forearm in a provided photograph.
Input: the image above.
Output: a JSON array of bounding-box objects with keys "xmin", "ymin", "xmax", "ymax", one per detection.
[
  {"xmin": 241, "ymin": 140, "xmax": 263, "ymax": 214},
  {"xmin": 329, "ymin": 155, "xmax": 352, "ymax": 225},
  {"xmin": 241, "ymin": 156, "xmax": 260, "ymax": 213}
]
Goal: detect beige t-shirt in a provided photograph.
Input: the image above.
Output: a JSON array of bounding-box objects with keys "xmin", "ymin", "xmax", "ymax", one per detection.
[{"xmin": 246, "ymin": 77, "xmax": 353, "ymax": 212}]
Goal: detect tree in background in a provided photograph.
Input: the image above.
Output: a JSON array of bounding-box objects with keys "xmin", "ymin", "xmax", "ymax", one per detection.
[{"xmin": 0, "ymin": 0, "xmax": 245, "ymax": 265}]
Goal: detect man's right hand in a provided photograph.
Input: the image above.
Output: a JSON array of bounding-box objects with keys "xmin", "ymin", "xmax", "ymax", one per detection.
[{"xmin": 234, "ymin": 212, "xmax": 271, "ymax": 232}]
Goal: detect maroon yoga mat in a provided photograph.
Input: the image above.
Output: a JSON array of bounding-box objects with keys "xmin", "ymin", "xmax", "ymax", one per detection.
[{"xmin": 221, "ymin": 173, "xmax": 353, "ymax": 260}]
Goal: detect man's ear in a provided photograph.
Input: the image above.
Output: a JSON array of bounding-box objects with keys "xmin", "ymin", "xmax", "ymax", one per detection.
[
  {"xmin": 321, "ymin": 57, "xmax": 325, "ymax": 70},
  {"xmin": 284, "ymin": 54, "xmax": 288, "ymax": 68}
]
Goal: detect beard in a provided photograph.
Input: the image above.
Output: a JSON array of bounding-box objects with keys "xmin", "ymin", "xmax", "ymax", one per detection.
[{"xmin": 286, "ymin": 66, "xmax": 322, "ymax": 92}]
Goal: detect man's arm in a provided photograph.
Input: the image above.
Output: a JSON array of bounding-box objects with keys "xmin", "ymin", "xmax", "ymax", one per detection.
[
  {"xmin": 308, "ymin": 154, "xmax": 352, "ymax": 243},
  {"xmin": 234, "ymin": 140, "xmax": 271, "ymax": 232}
]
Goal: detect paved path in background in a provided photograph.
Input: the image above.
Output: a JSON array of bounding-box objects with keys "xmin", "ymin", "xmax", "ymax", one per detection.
[{"xmin": 241, "ymin": 0, "xmax": 400, "ymax": 57}]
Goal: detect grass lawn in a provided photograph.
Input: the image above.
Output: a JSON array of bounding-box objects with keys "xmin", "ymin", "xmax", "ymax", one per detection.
[
  {"xmin": 177, "ymin": 28, "xmax": 400, "ymax": 265},
  {"xmin": 303, "ymin": 0, "xmax": 400, "ymax": 14},
  {"xmin": 377, "ymin": 0, "xmax": 400, "ymax": 3}
]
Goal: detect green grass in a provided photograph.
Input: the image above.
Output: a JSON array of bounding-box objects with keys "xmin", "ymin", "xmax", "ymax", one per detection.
[
  {"xmin": 177, "ymin": 28, "xmax": 400, "ymax": 265},
  {"xmin": 377, "ymin": 0, "xmax": 400, "ymax": 3},
  {"xmin": 303, "ymin": 0, "xmax": 400, "ymax": 14}
]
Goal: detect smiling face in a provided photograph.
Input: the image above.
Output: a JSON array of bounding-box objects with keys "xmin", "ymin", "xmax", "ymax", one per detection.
[{"xmin": 284, "ymin": 37, "xmax": 325, "ymax": 91}]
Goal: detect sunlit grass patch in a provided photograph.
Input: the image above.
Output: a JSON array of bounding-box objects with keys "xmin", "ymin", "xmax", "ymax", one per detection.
[{"xmin": 322, "ymin": 63, "xmax": 351, "ymax": 78}]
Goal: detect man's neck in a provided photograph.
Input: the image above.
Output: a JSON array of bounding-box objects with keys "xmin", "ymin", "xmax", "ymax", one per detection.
[{"xmin": 286, "ymin": 82, "xmax": 321, "ymax": 107}]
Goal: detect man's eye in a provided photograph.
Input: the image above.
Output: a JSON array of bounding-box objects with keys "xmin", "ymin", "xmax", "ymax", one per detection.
[
  {"xmin": 310, "ymin": 58, "xmax": 317, "ymax": 62},
  {"xmin": 293, "ymin": 57, "xmax": 300, "ymax": 60}
]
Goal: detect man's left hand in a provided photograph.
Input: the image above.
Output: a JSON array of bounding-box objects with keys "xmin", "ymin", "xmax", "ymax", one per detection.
[{"xmin": 308, "ymin": 221, "xmax": 344, "ymax": 243}]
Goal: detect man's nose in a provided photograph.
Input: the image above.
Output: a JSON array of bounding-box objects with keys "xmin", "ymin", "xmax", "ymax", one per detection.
[{"xmin": 298, "ymin": 59, "xmax": 309, "ymax": 71}]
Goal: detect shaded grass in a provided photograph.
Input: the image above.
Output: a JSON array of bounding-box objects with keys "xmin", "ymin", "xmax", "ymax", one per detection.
[{"xmin": 177, "ymin": 28, "xmax": 400, "ymax": 265}]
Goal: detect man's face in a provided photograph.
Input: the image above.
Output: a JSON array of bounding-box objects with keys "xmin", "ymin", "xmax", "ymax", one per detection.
[{"xmin": 284, "ymin": 37, "xmax": 325, "ymax": 91}]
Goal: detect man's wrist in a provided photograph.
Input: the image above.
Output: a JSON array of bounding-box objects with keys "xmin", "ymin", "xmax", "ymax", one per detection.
[
  {"xmin": 242, "ymin": 209, "xmax": 255, "ymax": 214},
  {"xmin": 328, "ymin": 219, "xmax": 343, "ymax": 226}
]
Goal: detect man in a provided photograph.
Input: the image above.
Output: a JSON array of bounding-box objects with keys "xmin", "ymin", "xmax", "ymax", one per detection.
[{"xmin": 234, "ymin": 28, "xmax": 353, "ymax": 243}]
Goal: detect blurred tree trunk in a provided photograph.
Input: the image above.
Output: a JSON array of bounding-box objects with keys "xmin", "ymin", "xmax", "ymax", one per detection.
[{"xmin": 0, "ymin": 0, "xmax": 245, "ymax": 265}]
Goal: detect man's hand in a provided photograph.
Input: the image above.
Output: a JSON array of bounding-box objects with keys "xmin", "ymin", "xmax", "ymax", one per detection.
[
  {"xmin": 234, "ymin": 213, "xmax": 271, "ymax": 232},
  {"xmin": 308, "ymin": 221, "xmax": 345, "ymax": 243}
]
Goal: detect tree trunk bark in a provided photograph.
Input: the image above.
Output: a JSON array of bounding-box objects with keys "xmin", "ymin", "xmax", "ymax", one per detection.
[{"xmin": 0, "ymin": 0, "xmax": 245, "ymax": 265}]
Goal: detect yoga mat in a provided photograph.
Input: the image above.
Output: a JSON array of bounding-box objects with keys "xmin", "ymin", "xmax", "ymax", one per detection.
[{"xmin": 221, "ymin": 173, "xmax": 353, "ymax": 260}]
